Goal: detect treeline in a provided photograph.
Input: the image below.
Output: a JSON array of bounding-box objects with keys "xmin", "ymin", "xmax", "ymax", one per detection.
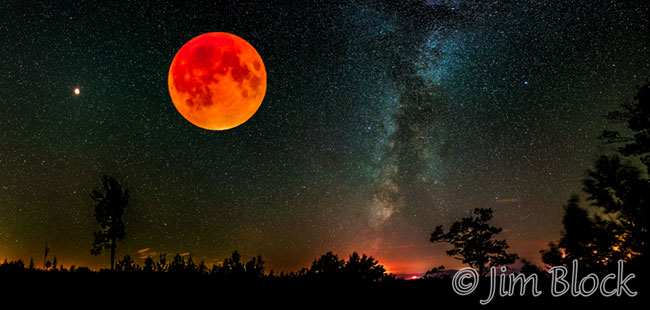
[{"xmin": 0, "ymin": 250, "xmax": 393, "ymax": 284}]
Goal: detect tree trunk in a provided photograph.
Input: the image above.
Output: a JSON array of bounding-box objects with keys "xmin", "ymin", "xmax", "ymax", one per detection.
[{"xmin": 110, "ymin": 238, "xmax": 116, "ymax": 270}]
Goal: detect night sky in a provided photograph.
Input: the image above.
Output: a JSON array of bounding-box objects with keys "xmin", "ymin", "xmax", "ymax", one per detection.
[{"xmin": 1, "ymin": 1, "xmax": 648, "ymax": 275}]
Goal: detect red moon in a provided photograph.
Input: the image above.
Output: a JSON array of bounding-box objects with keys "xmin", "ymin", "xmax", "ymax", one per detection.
[{"xmin": 168, "ymin": 32, "xmax": 267, "ymax": 130}]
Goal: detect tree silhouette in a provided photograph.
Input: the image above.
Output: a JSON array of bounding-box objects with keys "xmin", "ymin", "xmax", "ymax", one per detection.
[
  {"xmin": 601, "ymin": 82, "xmax": 650, "ymax": 171},
  {"xmin": 598, "ymin": 82, "xmax": 650, "ymax": 261},
  {"xmin": 543, "ymin": 193, "xmax": 629, "ymax": 270},
  {"xmin": 185, "ymin": 255, "xmax": 197, "ymax": 273},
  {"xmin": 0, "ymin": 259, "xmax": 25, "ymax": 272},
  {"xmin": 519, "ymin": 258, "xmax": 541, "ymax": 275},
  {"xmin": 343, "ymin": 252, "xmax": 386, "ymax": 283},
  {"xmin": 169, "ymin": 254, "xmax": 186, "ymax": 273},
  {"xmin": 216, "ymin": 251, "xmax": 246, "ymax": 276},
  {"xmin": 244, "ymin": 255, "xmax": 265, "ymax": 278},
  {"xmin": 430, "ymin": 208, "xmax": 518, "ymax": 276},
  {"xmin": 582, "ymin": 155, "xmax": 649, "ymax": 261},
  {"xmin": 542, "ymin": 82, "xmax": 650, "ymax": 270},
  {"xmin": 90, "ymin": 175, "xmax": 129, "ymax": 270},
  {"xmin": 198, "ymin": 260, "xmax": 208, "ymax": 274},
  {"xmin": 424, "ymin": 265, "xmax": 445, "ymax": 278},
  {"xmin": 307, "ymin": 251, "xmax": 344, "ymax": 279},
  {"xmin": 155, "ymin": 253, "xmax": 168, "ymax": 272},
  {"xmin": 115, "ymin": 255, "xmax": 138, "ymax": 272},
  {"xmin": 143, "ymin": 257, "xmax": 154, "ymax": 273}
]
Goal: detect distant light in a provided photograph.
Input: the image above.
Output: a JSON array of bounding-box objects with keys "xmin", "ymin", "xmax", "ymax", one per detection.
[
  {"xmin": 74, "ymin": 88, "xmax": 80, "ymax": 95},
  {"xmin": 523, "ymin": 81, "xmax": 529, "ymax": 85},
  {"xmin": 409, "ymin": 275, "xmax": 419, "ymax": 280}
]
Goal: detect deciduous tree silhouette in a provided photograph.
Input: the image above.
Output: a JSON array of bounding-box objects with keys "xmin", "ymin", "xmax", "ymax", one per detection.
[
  {"xmin": 307, "ymin": 251, "xmax": 344, "ymax": 279},
  {"xmin": 424, "ymin": 265, "xmax": 445, "ymax": 278},
  {"xmin": 304, "ymin": 251, "xmax": 390, "ymax": 282},
  {"xmin": 430, "ymin": 208, "xmax": 518, "ymax": 277},
  {"xmin": 343, "ymin": 252, "xmax": 386, "ymax": 283},
  {"xmin": 90, "ymin": 175, "xmax": 129, "ymax": 270}
]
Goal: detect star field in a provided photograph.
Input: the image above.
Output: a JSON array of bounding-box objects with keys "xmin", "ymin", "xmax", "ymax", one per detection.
[{"xmin": 0, "ymin": 0, "xmax": 648, "ymax": 274}]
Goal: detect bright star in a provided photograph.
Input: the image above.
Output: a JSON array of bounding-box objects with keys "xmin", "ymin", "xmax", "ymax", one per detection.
[{"xmin": 74, "ymin": 88, "xmax": 80, "ymax": 95}]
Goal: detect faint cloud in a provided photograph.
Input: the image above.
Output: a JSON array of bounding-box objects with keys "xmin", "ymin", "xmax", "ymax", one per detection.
[
  {"xmin": 393, "ymin": 244, "xmax": 415, "ymax": 249},
  {"xmin": 136, "ymin": 248, "xmax": 162, "ymax": 259},
  {"xmin": 495, "ymin": 197, "xmax": 521, "ymax": 204}
]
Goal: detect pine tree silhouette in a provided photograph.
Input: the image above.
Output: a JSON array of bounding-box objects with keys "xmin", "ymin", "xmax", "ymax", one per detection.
[
  {"xmin": 90, "ymin": 175, "xmax": 129, "ymax": 270},
  {"xmin": 430, "ymin": 208, "xmax": 518, "ymax": 276}
]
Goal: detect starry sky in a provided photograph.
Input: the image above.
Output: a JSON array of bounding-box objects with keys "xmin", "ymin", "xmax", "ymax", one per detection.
[{"xmin": 0, "ymin": 1, "xmax": 648, "ymax": 275}]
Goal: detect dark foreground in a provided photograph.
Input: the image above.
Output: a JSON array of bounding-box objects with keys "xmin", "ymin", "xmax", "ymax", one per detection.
[{"xmin": 0, "ymin": 272, "xmax": 646, "ymax": 307}]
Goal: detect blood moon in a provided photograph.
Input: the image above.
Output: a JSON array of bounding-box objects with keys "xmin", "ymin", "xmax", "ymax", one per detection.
[{"xmin": 168, "ymin": 32, "xmax": 266, "ymax": 130}]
